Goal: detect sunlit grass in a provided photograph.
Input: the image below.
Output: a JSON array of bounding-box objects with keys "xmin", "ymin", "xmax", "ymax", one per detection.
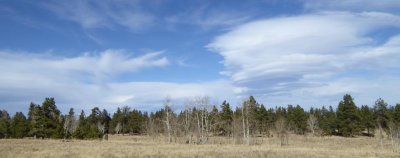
[{"xmin": 0, "ymin": 134, "xmax": 398, "ymax": 158}]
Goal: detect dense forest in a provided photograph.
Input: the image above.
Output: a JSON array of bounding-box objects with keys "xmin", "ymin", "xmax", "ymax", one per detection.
[{"xmin": 0, "ymin": 94, "xmax": 399, "ymax": 145}]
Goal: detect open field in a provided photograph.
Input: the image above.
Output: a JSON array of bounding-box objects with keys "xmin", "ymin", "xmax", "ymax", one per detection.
[{"xmin": 0, "ymin": 135, "xmax": 399, "ymax": 158}]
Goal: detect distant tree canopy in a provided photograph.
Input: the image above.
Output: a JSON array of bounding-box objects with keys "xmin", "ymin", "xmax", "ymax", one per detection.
[{"xmin": 0, "ymin": 94, "xmax": 399, "ymax": 140}]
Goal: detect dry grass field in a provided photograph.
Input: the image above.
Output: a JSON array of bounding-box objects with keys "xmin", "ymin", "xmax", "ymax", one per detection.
[{"xmin": 0, "ymin": 134, "xmax": 399, "ymax": 158}]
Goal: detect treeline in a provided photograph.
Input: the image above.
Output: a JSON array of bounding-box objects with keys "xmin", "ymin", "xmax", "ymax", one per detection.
[{"xmin": 0, "ymin": 95, "xmax": 400, "ymax": 143}]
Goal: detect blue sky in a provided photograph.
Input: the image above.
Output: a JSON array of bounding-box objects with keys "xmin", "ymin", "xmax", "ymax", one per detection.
[{"xmin": 1, "ymin": 0, "xmax": 400, "ymax": 114}]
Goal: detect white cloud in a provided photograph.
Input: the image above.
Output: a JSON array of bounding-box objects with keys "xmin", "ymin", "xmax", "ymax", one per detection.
[
  {"xmin": 42, "ymin": 0, "xmax": 154, "ymax": 30},
  {"xmin": 0, "ymin": 50, "xmax": 236, "ymax": 113},
  {"xmin": 165, "ymin": 6, "xmax": 251, "ymax": 30},
  {"xmin": 107, "ymin": 80, "xmax": 236, "ymax": 110},
  {"xmin": 303, "ymin": 0, "xmax": 400, "ymax": 12},
  {"xmin": 0, "ymin": 49, "xmax": 168, "ymax": 84},
  {"xmin": 208, "ymin": 11, "xmax": 400, "ymax": 106},
  {"xmin": 283, "ymin": 76, "xmax": 400, "ymax": 107}
]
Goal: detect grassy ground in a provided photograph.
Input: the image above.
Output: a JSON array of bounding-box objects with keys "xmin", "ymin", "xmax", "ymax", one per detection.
[{"xmin": 0, "ymin": 134, "xmax": 398, "ymax": 158}]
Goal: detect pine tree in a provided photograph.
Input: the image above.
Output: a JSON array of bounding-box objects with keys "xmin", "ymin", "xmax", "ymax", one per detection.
[
  {"xmin": 336, "ymin": 94, "xmax": 361, "ymax": 137},
  {"xmin": 319, "ymin": 106, "xmax": 337, "ymax": 135},
  {"xmin": 0, "ymin": 110, "xmax": 11, "ymax": 138},
  {"xmin": 359, "ymin": 105, "xmax": 375, "ymax": 136},
  {"xmin": 275, "ymin": 106, "xmax": 287, "ymax": 121},
  {"xmin": 266, "ymin": 108, "xmax": 275, "ymax": 131},
  {"xmin": 127, "ymin": 109, "xmax": 145, "ymax": 134},
  {"xmin": 121, "ymin": 106, "xmax": 130, "ymax": 134},
  {"xmin": 393, "ymin": 104, "xmax": 400, "ymax": 126},
  {"xmin": 110, "ymin": 107, "xmax": 123, "ymax": 134},
  {"xmin": 10, "ymin": 112, "xmax": 29, "ymax": 138},
  {"xmin": 219, "ymin": 100, "xmax": 233, "ymax": 136},
  {"xmin": 29, "ymin": 103, "xmax": 45, "ymax": 138},
  {"xmin": 86, "ymin": 107, "xmax": 103, "ymax": 138},
  {"xmin": 41, "ymin": 98, "xmax": 62, "ymax": 138},
  {"xmin": 73, "ymin": 110, "xmax": 87, "ymax": 139},
  {"xmin": 209, "ymin": 105, "xmax": 219, "ymax": 135},
  {"xmin": 100, "ymin": 109, "xmax": 111, "ymax": 134},
  {"xmin": 373, "ymin": 98, "xmax": 390, "ymax": 131},
  {"xmin": 256, "ymin": 104, "xmax": 268, "ymax": 134},
  {"xmin": 287, "ymin": 105, "xmax": 307, "ymax": 134}
]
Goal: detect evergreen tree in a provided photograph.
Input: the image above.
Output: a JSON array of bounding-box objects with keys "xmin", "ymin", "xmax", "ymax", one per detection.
[
  {"xmin": 319, "ymin": 106, "xmax": 337, "ymax": 135},
  {"xmin": 246, "ymin": 96, "xmax": 259, "ymax": 133},
  {"xmin": 266, "ymin": 108, "xmax": 276, "ymax": 130},
  {"xmin": 219, "ymin": 101, "xmax": 233, "ymax": 136},
  {"xmin": 209, "ymin": 105, "xmax": 219, "ymax": 134},
  {"xmin": 127, "ymin": 109, "xmax": 145, "ymax": 134},
  {"xmin": 110, "ymin": 107, "xmax": 123, "ymax": 134},
  {"xmin": 393, "ymin": 104, "xmax": 400, "ymax": 126},
  {"xmin": 0, "ymin": 110, "xmax": 10, "ymax": 138},
  {"xmin": 121, "ymin": 106, "xmax": 130, "ymax": 134},
  {"xmin": 287, "ymin": 105, "xmax": 307, "ymax": 134},
  {"xmin": 373, "ymin": 98, "xmax": 390, "ymax": 131},
  {"xmin": 41, "ymin": 98, "xmax": 62, "ymax": 138},
  {"xmin": 67, "ymin": 107, "xmax": 105, "ymax": 139},
  {"xmin": 29, "ymin": 103, "xmax": 45, "ymax": 138},
  {"xmin": 86, "ymin": 107, "xmax": 103, "ymax": 138},
  {"xmin": 359, "ymin": 105, "xmax": 375, "ymax": 136},
  {"xmin": 73, "ymin": 110, "xmax": 87, "ymax": 139},
  {"xmin": 100, "ymin": 109, "xmax": 111, "ymax": 134},
  {"xmin": 10, "ymin": 112, "xmax": 29, "ymax": 138},
  {"xmin": 256, "ymin": 104, "xmax": 268, "ymax": 134},
  {"xmin": 336, "ymin": 94, "xmax": 361, "ymax": 137},
  {"xmin": 27, "ymin": 102, "xmax": 37, "ymax": 136},
  {"xmin": 4, "ymin": 95, "xmax": 399, "ymax": 140},
  {"xmin": 275, "ymin": 106, "xmax": 287, "ymax": 121}
]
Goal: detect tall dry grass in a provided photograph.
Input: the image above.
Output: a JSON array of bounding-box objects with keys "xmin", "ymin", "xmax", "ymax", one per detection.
[{"xmin": 0, "ymin": 134, "xmax": 398, "ymax": 158}]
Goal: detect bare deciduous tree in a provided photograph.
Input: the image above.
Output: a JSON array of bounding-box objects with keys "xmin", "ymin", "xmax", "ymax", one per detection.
[
  {"xmin": 97, "ymin": 122, "xmax": 108, "ymax": 140},
  {"xmin": 63, "ymin": 117, "xmax": 71, "ymax": 140},
  {"xmin": 307, "ymin": 114, "xmax": 318, "ymax": 136},
  {"xmin": 97, "ymin": 122, "xmax": 105, "ymax": 134},
  {"xmin": 241, "ymin": 99, "xmax": 253, "ymax": 145},
  {"xmin": 63, "ymin": 114, "xmax": 78, "ymax": 140},
  {"xmin": 147, "ymin": 115, "xmax": 155, "ymax": 136},
  {"xmin": 276, "ymin": 117, "xmax": 288, "ymax": 146},
  {"xmin": 184, "ymin": 100, "xmax": 192, "ymax": 144},
  {"xmin": 115, "ymin": 122, "xmax": 122, "ymax": 134},
  {"xmin": 242, "ymin": 104, "xmax": 248, "ymax": 145},
  {"xmin": 97, "ymin": 122, "xmax": 107, "ymax": 140},
  {"xmin": 164, "ymin": 96, "xmax": 172, "ymax": 143},
  {"xmin": 192, "ymin": 96, "xmax": 211, "ymax": 144}
]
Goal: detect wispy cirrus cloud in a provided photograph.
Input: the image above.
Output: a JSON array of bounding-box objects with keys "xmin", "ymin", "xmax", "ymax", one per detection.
[
  {"xmin": 0, "ymin": 49, "xmax": 236, "ymax": 113},
  {"xmin": 0, "ymin": 49, "xmax": 168, "ymax": 83},
  {"xmin": 208, "ymin": 11, "xmax": 400, "ymax": 106},
  {"xmin": 303, "ymin": 0, "xmax": 400, "ymax": 12},
  {"xmin": 165, "ymin": 6, "xmax": 252, "ymax": 30},
  {"xmin": 41, "ymin": 0, "xmax": 154, "ymax": 31}
]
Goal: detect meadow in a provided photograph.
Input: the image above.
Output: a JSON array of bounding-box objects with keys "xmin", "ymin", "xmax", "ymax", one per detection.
[{"xmin": 0, "ymin": 134, "xmax": 398, "ymax": 158}]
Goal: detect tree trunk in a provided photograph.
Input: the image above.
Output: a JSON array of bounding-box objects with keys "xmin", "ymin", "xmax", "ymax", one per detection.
[
  {"xmin": 204, "ymin": 108, "xmax": 209, "ymax": 144},
  {"xmin": 197, "ymin": 112, "xmax": 201, "ymax": 144},
  {"xmin": 201, "ymin": 110, "xmax": 204, "ymax": 144},
  {"xmin": 242, "ymin": 107, "xmax": 246, "ymax": 144},
  {"xmin": 166, "ymin": 108, "xmax": 171, "ymax": 143},
  {"xmin": 246, "ymin": 111, "xmax": 250, "ymax": 145}
]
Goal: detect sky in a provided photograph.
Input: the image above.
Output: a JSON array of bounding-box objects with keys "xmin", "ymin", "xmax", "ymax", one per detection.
[{"xmin": 0, "ymin": 0, "xmax": 400, "ymax": 114}]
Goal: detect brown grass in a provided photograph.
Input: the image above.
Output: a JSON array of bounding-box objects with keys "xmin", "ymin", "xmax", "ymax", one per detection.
[{"xmin": 0, "ymin": 134, "xmax": 398, "ymax": 158}]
